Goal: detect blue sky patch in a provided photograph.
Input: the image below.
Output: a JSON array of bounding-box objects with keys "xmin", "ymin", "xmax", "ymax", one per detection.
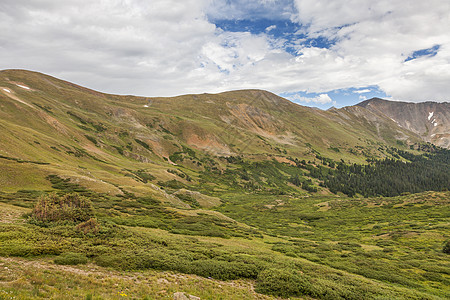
[
  {"xmin": 280, "ymin": 91, "xmax": 336, "ymax": 110},
  {"xmin": 213, "ymin": 18, "xmax": 301, "ymax": 55},
  {"xmin": 405, "ymin": 45, "xmax": 440, "ymax": 62},
  {"xmin": 328, "ymin": 86, "xmax": 388, "ymax": 108},
  {"xmin": 212, "ymin": 18, "xmax": 336, "ymax": 55},
  {"xmin": 280, "ymin": 86, "xmax": 388, "ymax": 109},
  {"xmin": 213, "ymin": 18, "xmax": 300, "ymax": 36}
]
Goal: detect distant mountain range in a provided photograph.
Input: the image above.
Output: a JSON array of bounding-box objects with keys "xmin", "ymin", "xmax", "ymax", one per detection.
[
  {"xmin": 0, "ymin": 69, "xmax": 448, "ymax": 194},
  {"xmin": 355, "ymin": 98, "xmax": 449, "ymax": 148}
]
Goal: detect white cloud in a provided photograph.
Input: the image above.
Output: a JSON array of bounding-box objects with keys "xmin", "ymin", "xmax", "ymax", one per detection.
[
  {"xmin": 354, "ymin": 89, "xmax": 371, "ymax": 94},
  {"xmin": 200, "ymin": 31, "xmax": 270, "ymax": 72},
  {"xmin": 0, "ymin": 0, "xmax": 216, "ymax": 95},
  {"xmin": 265, "ymin": 25, "xmax": 277, "ymax": 32},
  {"xmin": 291, "ymin": 0, "xmax": 450, "ymax": 101},
  {"xmin": 0, "ymin": 0, "xmax": 449, "ymax": 104},
  {"xmin": 287, "ymin": 93, "xmax": 335, "ymax": 105}
]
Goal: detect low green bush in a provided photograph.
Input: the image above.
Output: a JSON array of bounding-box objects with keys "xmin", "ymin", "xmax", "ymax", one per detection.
[
  {"xmin": 54, "ymin": 252, "xmax": 88, "ymax": 265},
  {"xmin": 443, "ymin": 240, "xmax": 450, "ymax": 254},
  {"xmin": 175, "ymin": 193, "xmax": 200, "ymax": 208},
  {"xmin": 94, "ymin": 250, "xmax": 260, "ymax": 280},
  {"xmin": 189, "ymin": 260, "xmax": 259, "ymax": 280},
  {"xmin": 255, "ymin": 268, "xmax": 313, "ymax": 297},
  {"xmin": 158, "ymin": 179, "xmax": 186, "ymax": 190}
]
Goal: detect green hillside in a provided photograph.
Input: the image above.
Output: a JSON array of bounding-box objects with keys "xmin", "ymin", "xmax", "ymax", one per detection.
[
  {"xmin": 0, "ymin": 70, "xmax": 425, "ymax": 194},
  {"xmin": 0, "ymin": 69, "xmax": 448, "ymax": 299}
]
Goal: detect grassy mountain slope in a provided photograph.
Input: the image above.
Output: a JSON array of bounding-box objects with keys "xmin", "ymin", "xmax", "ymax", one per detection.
[{"xmin": 0, "ymin": 69, "xmax": 424, "ymax": 194}]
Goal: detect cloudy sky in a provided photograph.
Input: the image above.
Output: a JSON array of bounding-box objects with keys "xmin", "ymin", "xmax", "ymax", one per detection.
[{"xmin": 1, "ymin": 0, "xmax": 449, "ymax": 108}]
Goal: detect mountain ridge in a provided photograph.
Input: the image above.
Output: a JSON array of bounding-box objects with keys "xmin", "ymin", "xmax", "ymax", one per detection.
[
  {"xmin": 0, "ymin": 69, "xmax": 447, "ymax": 196},
  {"xmin": 355, "ymin": 97, "xmax": 449, "ymax": 148}
]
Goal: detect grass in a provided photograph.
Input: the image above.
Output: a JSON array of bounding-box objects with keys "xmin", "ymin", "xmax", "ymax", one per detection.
[
  {"xmin": 0, "ymin": 189, "xmax": 448, "ymax": 299},
  {"xmin": 216, "ymin": 191, "xmax": 450, "ymax": 297},
  {"xmin": 0, "ymin": 158, "xmax": 448, "ymax": 298},
  {"xmin": 0, "ymin": 256, "xmax": 271, "ymax": 300},
  {"xmin": 0, "ymin": 69, "xmax": 448, "ymax": 299}
]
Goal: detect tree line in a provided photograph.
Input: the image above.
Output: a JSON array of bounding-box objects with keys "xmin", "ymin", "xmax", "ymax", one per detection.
[{"xmin": 306, "ymin": 147, "xmax": 449, "ymax": 197}]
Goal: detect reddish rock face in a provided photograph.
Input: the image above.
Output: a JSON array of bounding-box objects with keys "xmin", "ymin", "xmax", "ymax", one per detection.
[{"xmin": 356, "ymin": 98, "xmax": 450, "ymax": 148}]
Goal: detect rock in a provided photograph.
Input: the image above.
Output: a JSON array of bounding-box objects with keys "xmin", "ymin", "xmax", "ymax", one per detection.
[
  {"xmin": 157, "ymin": 278, "xmax": 169, "ymax": 284},
  {"xmin": 173, "ymin": 292, "xmax": 200, "ymax": 300},
  {"xmin": 173, "ymin": 292, "xmax": 188, "ymax": 300}
]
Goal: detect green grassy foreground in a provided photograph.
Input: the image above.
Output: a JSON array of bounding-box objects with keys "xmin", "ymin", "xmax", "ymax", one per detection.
[
  {"xmin": 0, "ymin": 256, "xmax": 271, "ymax": 300},
  {"xmin": 1, "ymin": 189, "xmax": 448, "ymax": 299}
]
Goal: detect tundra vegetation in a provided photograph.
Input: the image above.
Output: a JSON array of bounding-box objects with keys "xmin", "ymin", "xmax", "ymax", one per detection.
[
  {"xmin": 0, "ymin": 70, "xmax": 449, "ymax": 299},
  {"xmin": 1, "ymin": 149, "xmax": 449, "ymax": 299}
]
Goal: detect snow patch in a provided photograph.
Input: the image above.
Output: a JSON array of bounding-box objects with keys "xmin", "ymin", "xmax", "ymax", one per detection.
[
  {"xmin": 390, "ymin": 118, "xmax": 399, "ymax": 124},
  {"xmin": 434, "ymin": 122, "xmax": 438, "ymax": 127},
  {"xmin": 143, "ymin": 104, "xmax": 149, "ymax": 108},
  {"xmin": 16, "ymin": 84, "xmax": 30, "ymax": 90},
  {"xmin": 2, "ymin": 88, "xmax": 11, "ymax": 93},
  {"xmin": 428, "ymin": 112, "xmax": 434, "ymax": 120}
]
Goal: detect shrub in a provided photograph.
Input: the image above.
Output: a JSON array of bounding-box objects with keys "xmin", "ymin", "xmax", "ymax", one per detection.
[
  {"xmin": 94, "ymin": 251, "xmax": 260, "ymax": 281},
  {"xmin": 134, "ymin": 138, "xmax": 151, "ymax": 150},
  {"xmin": 76, "ymin": 218, "xmax": 100, "ymax": 234},
  {"xmin": 443, "ymin": 241, "xmax": 450, "ymax": 254},
  {"xmin": 54, "ymin": 252, "xmax": 88, "ymax": 265},
  {"xmin": 84, "ymin": 135, "xmax": 98, "ymax": 145},
  {"xmin": 189, "ymin": 260, "xmax": 259, "ymax": 280},
  {"xmin": 0, "ymin": 241, "xmax": 62, "ymax": 257},
  {"xmin": 175, "ymin": 193, "xmax": 200, "ymax": 208},
  {"xmin": 31, "ymin": 193, "xmax": 94, "ymax": 223},
  {"xmin": 158, "ymin": 179, "xmax": 186, "ymax": 190},
  {"xmin": 255, "ymin": 268, "xmax": 313, "ymax": 297}
]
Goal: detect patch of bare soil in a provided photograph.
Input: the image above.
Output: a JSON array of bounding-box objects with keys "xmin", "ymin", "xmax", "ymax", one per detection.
[
  {"xmin": 315, "ymin": 201, "xmax": 330, "ymax": 211},
  {"xmin": 0, "ymin": 204, "xmax": 29, "ymax": 224}
]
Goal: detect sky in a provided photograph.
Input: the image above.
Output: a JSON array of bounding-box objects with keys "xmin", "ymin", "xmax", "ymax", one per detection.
[{"xmin": 1, "ymin": 0, "xmax": 449, "ymax": 109}]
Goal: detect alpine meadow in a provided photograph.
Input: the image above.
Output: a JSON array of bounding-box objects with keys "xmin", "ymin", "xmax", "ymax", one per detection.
[{"xmin": 0, "ymin": 69, "xmax": 449, "ymax": 299}]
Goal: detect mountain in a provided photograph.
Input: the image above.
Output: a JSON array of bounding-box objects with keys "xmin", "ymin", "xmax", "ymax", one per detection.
[
  {"xmin": 356, "ymin": 98, "xmax": 449, "ymax": 148},
  {"xmin": 1, "ymin": 69, "xmax": 449, "ymax": 300},
  {"xmin": 0, "ymin": 69, "xmax": 427, "ymax": 192},
  {"xmin": 0, "ymin": 69, "xmax": 447, "ymax": 195}
]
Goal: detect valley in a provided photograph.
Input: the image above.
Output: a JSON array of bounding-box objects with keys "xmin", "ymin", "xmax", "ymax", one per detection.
[{"xmin": 0, "ymin": 69, "xmax": 449, "ymax": 299}]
